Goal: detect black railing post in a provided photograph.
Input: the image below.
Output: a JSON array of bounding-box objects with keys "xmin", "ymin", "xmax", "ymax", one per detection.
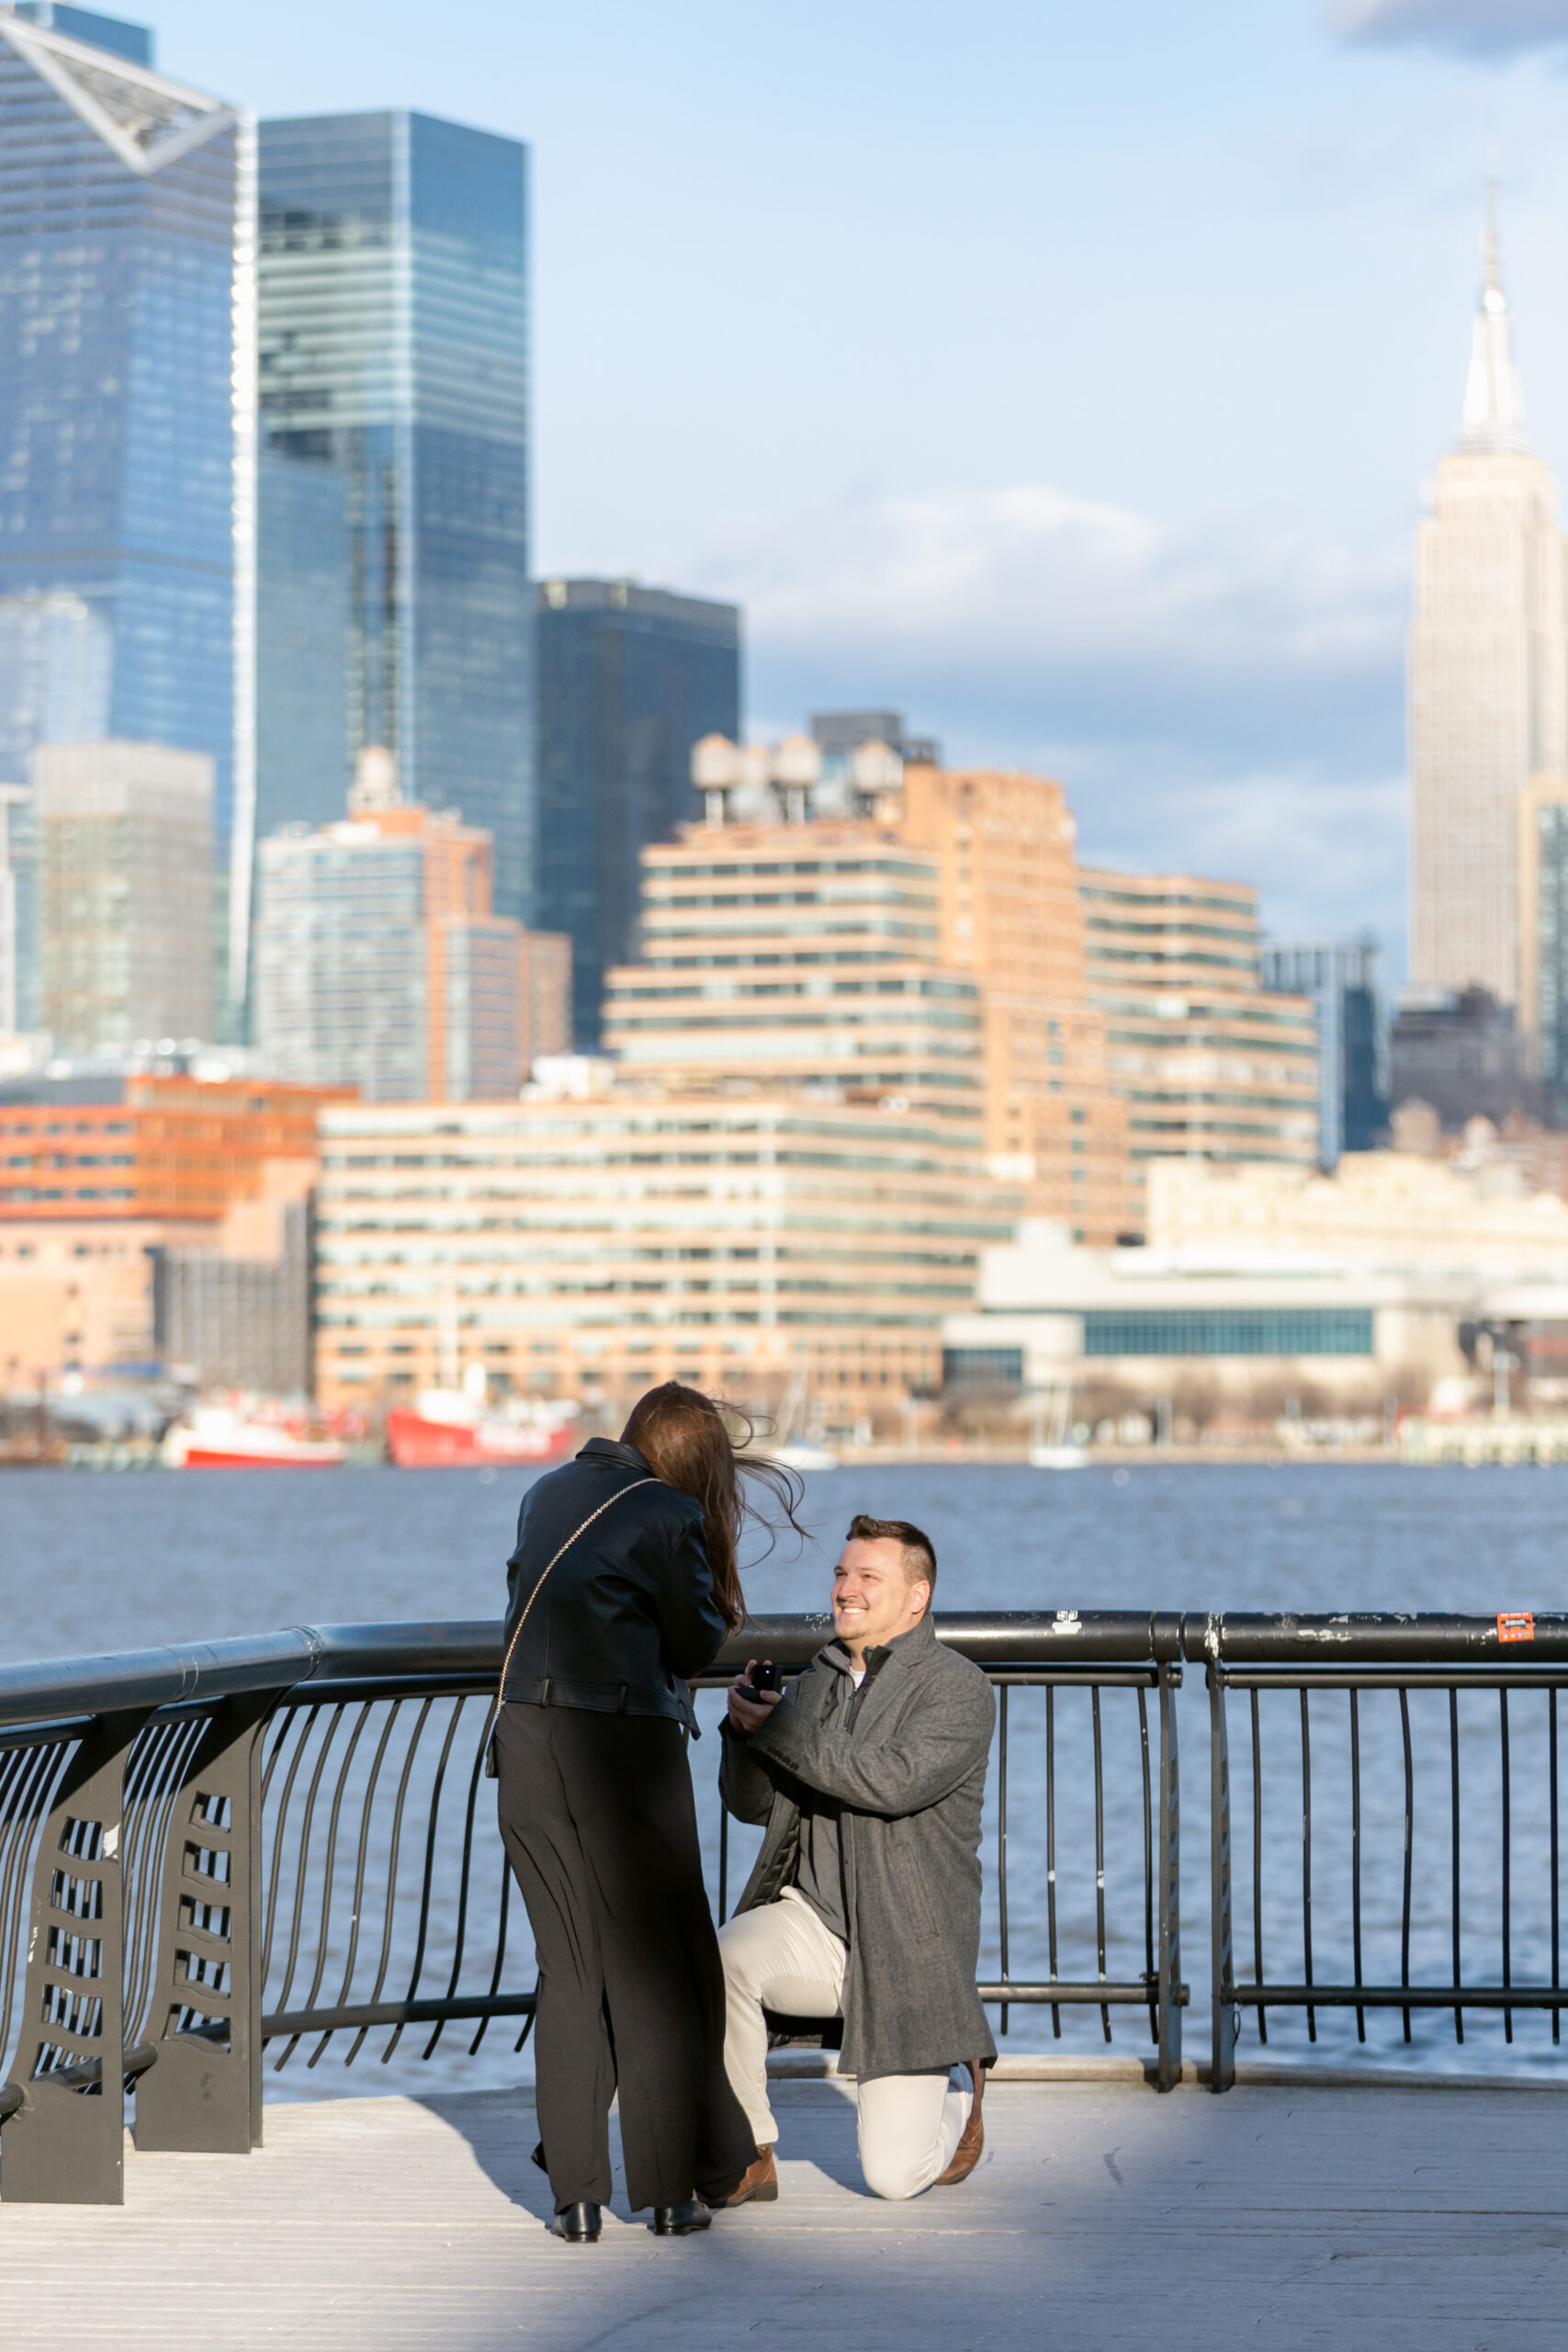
[
  {"xmin": 1208, "ymin": 1654, "xmax": 1236, "ymax": 2092},
  {"xmin": 135, "ymin": 1692, "xmax": 275, "ymax": 2155},
  {"xmin": 1, "ymin": 1707, "xmax": 151, "ymax": 2204},
  {"xmin": 1156, "ymin": 1660, "xmax": 1182, "ymax": 2088}
]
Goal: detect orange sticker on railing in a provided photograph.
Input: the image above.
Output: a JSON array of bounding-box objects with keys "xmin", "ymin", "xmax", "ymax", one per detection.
[{"xmin": 1497, "ymin": 1611, "xmax": 1535, "ymax": 1644}]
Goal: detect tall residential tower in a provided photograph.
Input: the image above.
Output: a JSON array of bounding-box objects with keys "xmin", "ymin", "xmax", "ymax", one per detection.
[{"xmin": 1410, "ymin": 199, "xmax": 1568, "ymax": 1005}]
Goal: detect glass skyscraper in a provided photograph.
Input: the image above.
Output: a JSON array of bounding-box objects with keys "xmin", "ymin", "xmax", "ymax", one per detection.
[
  {"xmin": 0, "ymin": 7, "xmax": 245, "ymax": 1005},
  {"xmin": 255, "ymin": 112, "xmax": 534, "ymax": 927},
  {"xmin": 536, "ymin": 579, "xmax": 740, "ymax": 1044}
]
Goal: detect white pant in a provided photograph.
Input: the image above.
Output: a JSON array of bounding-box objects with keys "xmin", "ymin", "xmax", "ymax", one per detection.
[{"xmin": 716, "ymin": 1888, "xmax": 971, "ymax": 2201}]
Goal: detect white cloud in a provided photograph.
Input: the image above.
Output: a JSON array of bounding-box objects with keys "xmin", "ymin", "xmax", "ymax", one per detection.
[
  {"xmin": 1326, "ymin": 0, "xmax": 1568, "ymax": 56},
  {"xmin": 689, "ymin": 478, "xmax": 1403, "ymax": 763},
  {"xmin": 676, "ymin": 479, "xmax": 1410, "ymax": 965}
]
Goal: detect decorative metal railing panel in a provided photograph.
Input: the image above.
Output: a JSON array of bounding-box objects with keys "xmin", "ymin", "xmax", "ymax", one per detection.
[{"xmin": 0, "ymin": 1611, "xmax": 1563, "ymax": 2202}]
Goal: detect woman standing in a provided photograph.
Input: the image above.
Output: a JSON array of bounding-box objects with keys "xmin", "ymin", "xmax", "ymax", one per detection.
[{"xmin": 494, "ymin": 1384, "xmax": 796, "ymax": 2241}]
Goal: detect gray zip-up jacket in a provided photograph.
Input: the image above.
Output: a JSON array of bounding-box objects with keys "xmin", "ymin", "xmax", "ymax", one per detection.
[{"xmin": 719, "ymin": 1612, "xmax": 997, "ymax": 2082}]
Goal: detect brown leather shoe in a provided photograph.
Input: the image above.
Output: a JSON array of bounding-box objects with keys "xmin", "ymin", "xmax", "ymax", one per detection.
[
  {"xmin": 721, "ymin": 2144, "xmax": 778, "ymax": 2205},
  {"xmin": 934, "ymin": 2062, "xmax": 986, "ymax": 2186}
]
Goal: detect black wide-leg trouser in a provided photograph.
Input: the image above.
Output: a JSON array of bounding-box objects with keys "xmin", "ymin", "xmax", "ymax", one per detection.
[{"xmin": 494, "ymin": 1701, "xmax": 755, "ymax": 2214}]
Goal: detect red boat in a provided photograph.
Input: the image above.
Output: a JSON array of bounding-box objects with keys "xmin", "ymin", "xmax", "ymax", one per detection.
[
  {"xmin": 164, "ymin": 1407, "xmax": 345, "ymax": 1469},
  {"xmin": 387, "ymin": 1390, "xmax": 579, "ymax": 1469}
]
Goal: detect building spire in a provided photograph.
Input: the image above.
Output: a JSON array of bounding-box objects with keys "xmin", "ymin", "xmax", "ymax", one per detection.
[{"xmin": 1459, "ymin": 179, "xmax": 1529, "ymax": 453}]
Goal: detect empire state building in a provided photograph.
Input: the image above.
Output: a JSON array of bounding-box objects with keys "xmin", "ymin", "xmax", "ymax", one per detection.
[{"xmin": 1409, "ymin": 207, "xmax": 1567, "ymax": 1004}]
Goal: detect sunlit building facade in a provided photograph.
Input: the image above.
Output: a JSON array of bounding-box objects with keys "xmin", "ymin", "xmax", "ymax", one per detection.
[
  {"xmin": 254, "ymin": 111, "xmax": 534, "ymax": 944},
  {"xmin": 604, "ymin": 742, "xmax": 1134, "ymax": 1243},
  {"xmin": 36, "ymin": 740, "xmax": 214, "ymax": 1051},
  {"xmin": 253, "ymin": 757, "xmax": 565, "ymax": 1104},
  {"xmin": 1410, "ymin": 209, "xmax": 1568, "ymax": 1005},
  {"xmin": 313, "ymin": 1093, "xmax": 1016, "ymax": 1418},
  {"xmin": 1079, "ymin": 869, "xmax": 1319, "ymax": 1185}
]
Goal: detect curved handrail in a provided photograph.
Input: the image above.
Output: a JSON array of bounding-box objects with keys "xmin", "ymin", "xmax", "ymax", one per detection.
[{"xmin": 3, "ymin": 1610, "xmax": 1565, "ymax": 1729}]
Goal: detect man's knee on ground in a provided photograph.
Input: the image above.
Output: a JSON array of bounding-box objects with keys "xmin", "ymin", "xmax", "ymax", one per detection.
[{"xmin": 860, "ymin": 2151, "xmax": 926, "ymax": 2203}]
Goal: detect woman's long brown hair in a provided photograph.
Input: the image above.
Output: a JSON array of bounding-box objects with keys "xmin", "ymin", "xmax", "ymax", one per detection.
[{"xmin": 620, "ymin": 1383, "xmax": 806, "ymax": 1632}]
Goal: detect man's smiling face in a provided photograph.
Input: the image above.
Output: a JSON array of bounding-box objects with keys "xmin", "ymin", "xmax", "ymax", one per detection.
[{"xmin": 831, "ymin": 1534, "xmax": 930, "ymax": 1660}]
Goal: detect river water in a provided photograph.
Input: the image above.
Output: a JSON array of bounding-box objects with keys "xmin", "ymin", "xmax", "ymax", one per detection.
[{"xmin": 2, "ymin": 1461, "xmax": 1564, "ymax": 2097}]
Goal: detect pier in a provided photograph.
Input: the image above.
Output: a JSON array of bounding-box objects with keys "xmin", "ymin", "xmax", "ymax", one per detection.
[{"xmin": 4, "ymin": 2065, "xmax": 1565, "ymax": 2348}]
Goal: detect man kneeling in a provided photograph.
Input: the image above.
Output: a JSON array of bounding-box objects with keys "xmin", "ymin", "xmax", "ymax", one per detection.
[{"xmin": 716, "ymin": 1514, "xmax": 995, "ymax": 2204}]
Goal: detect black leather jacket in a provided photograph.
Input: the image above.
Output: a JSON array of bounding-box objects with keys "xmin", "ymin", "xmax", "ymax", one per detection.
[{"xmin": 500, "ymin": 1437, "xmax": 728, "ymax": 1729}]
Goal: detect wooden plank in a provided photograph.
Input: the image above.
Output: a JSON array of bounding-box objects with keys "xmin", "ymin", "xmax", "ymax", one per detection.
[{"xmin": 1, "ymin": 2082, "xmax": 1564, "ymax": 2348}]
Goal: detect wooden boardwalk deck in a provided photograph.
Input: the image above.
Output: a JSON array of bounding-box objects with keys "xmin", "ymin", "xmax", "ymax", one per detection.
[{"xmin": 3, "ymin": 2070, "xmax": 1564, "ymax": 2349}]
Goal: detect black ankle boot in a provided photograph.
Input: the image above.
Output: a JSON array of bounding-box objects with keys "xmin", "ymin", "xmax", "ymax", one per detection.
[
  {"xmin": 651, "ymin": 2198, "xmax": 712, "ymax": 2235},
  {"xmin": 551, "ymin": 2201, "xmax": 602, "ymax": 2242}
]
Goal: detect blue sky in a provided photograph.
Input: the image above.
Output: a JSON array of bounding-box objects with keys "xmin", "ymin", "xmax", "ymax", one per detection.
[{"xmin": 146, "ymin": 0, "xmax": 1568, "ymax": 973}]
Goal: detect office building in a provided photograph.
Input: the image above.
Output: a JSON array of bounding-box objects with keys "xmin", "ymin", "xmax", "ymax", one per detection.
[
  {"xmin": 1078, "ymin": 869, "xmax": 1319, "ymax": 1181},
  {"xmin": 536, "ymin": 580, "xmax": 739, "ymax": 1045},
  {"xmin": 0, "ymin": 12, "xmax": 246, "ymax": 998},
  {"xmin": 811, "ymin": 710, "xmax": 942, "ymax": 766},
  {"xmin": 254, "ymin": 110, "xmax": 533, "ymax": 971},
  {"xmin": 253, "ymin": 752, "xmax": 568, "ymax": 1102},
  {"xmin": 0, "ymin": 1072, "xmax": 336, "ymax": 1385},
  {"xmin": 0, "ymin": 1070, "xmax": 342, "ymax": 1219},
  {"xmin": 602, "ymin": 808, "xmax": 988, "ymax": 1136},
  {"xmin": 942, "ymin": 1175, "xmax": 1568, "ymax": 1425},
  {"xmin": 605, "ymin": 737, "xmax": 1133, "ymax": 1242},
  {"xmin": 1410, "ymin": 200, "xmax": 1568, "ymax": 1004},
  {"xmin": 1517, "ymin": 772, "xmax": 1568, "ymax": 1117},
  {"xmin": 1387, "ymin": 984, "xmax": 1540, "ymax": 1128},
  {"xmin": 897, "ymin": 761, "xmax": 1134, "ymax": 1243},
  {"xmin": 36, "ymin": 741, "xmax": 214, "ymax": 1050},
  {"xmin": 0, "ymin": 785, "xmax": 28, "ymax": 1038},
  {"xmin": 313, "ymin": 1092, "xmax": 1017, "ymax": 1419},
  {"xmin": 151, "ymin": 1160, "xmax": 314, "ymax": 1394},
  {"xmin": 1261, "ymin": 937, "xmax": 1389, "ymax": 1165}
]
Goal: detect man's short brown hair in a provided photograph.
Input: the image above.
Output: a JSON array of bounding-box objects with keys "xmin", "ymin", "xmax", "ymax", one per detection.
[{"xmin": 846, "ymin": 1513, "xmax": 937, "ymax": 1599}]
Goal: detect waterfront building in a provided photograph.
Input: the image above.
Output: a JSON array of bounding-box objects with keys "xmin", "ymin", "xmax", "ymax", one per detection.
[
  {"xmin": 252, "ymin": 752, "xmax": 568, "ymax": 1103},
  {"xmin": 1410, "ymin": 199, "xmax": 1567, "ymax": 1004},
  {"xmin": 0, "ymin": 1071, "xmax": 342, "ymax": 1220},
  {"xmin": 1260, "ymin": 937, "xmax": 1389, "ymax": 1165},
  {"xmin": 943, "ymin": 1148, "xmax": 1568, "ymax": 1423},
  {"xmin": 0, "ymin": 1073, "xmax": 342, "ymax": 1385},
  {"xmin": 605, "ymin": 738, "xmax": 1134, "ymax": 1242},
  {"xmin": 312, "ymin": 1091, "xmax": 1018, "ymax": 1420},
  {"xmin": 0, "ymin": 11, "xmax": 247, "ymax": 1001},
  {"xmin": 36, "ymin": 741, "xmax": 214, "ymax": 1051},
  {"xmin": 535, "ymin": 579, "xmax": 739, "ymax": 1046},
  {"xmin": 603, "ymin": 812, "xmax": 987, "ymax": 1134},
  {"xmin": 254, "ymin": 110, "xmax": 533, "ymax": 961},
  {"xmin": 1078, "ymin": 868, "xmax": 1319, "ymax": 1183}
]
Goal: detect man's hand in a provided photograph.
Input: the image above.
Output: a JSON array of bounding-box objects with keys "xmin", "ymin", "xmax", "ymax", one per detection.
[{"xmin": 727, "ymin": 1662, "xmax": 784, "ymax": 1739}]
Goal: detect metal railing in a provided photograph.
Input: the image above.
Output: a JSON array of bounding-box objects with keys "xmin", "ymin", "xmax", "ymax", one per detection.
[{"xmin": 0, "ymin": 1610, "xmax": 1562, "ymax": 2204}]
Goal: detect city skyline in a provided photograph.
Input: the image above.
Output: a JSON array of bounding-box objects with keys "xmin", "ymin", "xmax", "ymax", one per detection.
[{"xmin": 106, "ymin": 0, "xmax": 1568, "ymax": 977}]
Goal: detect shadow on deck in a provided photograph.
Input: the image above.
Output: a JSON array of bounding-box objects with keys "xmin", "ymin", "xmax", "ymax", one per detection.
[{"xmin": 3, "ymin": 2074, "xmax": 1565, "ymax": 2349}]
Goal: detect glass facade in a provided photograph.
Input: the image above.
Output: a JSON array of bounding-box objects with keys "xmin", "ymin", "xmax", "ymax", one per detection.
[
  {"xmin": 0, "ymin": 17, "xmax": 241, "ymax": 851},
  {"xmin": 536, "ymin": 580, "xmax": 739, "ymax": 1044},
  {"xmin": 1082, "ymin": 1308, "xmax": 1374, "ymax": 1358},
  {"xmin": 1260, "ymin": 938, "xmax": 1390, "ymax": 1166},
  {"xmin": 256, "ymin": 113, "xmax": 533, "ymax": 923}
]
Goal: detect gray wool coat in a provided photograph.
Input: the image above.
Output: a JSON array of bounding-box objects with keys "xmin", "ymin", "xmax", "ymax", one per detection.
[{"xmin": 719, "ymin": 1612, "xmax": 998, "ymax": 2082}]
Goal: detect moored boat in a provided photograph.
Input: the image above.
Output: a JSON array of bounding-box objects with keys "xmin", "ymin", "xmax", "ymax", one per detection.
[
  {"xmin": 386, "ymin": 1389, "xmax": 579, "ymax": 1469},
  {"xmin": 164, "ymin": 1406, "xmax": 346, "ymax": 1469}
]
